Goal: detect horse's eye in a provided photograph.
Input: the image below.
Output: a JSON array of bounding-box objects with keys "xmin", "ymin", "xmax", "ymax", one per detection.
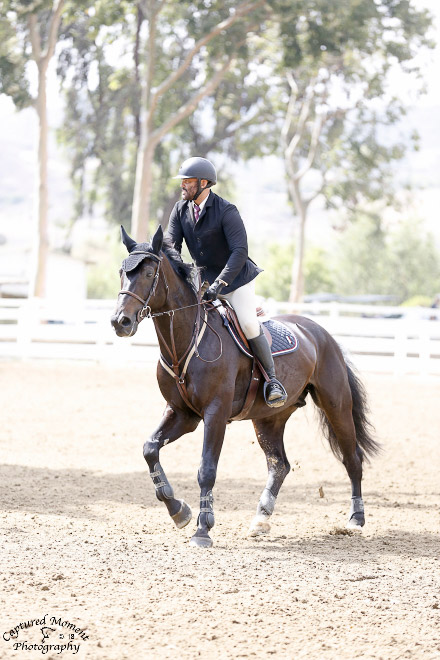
[{"xmin": 145, "ymin": 269, "xmax": 154, "ymax": 278}]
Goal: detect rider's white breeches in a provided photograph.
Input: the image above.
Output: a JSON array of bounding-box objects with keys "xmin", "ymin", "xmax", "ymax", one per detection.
[{"xmin": 219, "ymin": 279, "xmax": 260, "ymax": 340}]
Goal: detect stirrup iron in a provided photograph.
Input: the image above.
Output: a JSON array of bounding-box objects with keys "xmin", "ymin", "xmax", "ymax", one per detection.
[{"xmin": 263, "ymin": 379, "xmax": 287, "ymax": 408}]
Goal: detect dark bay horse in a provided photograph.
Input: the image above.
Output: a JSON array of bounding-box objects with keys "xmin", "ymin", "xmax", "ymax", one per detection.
[{"xmin": 111, "ymin": 225, "xmax": 379, "ymax": 548}]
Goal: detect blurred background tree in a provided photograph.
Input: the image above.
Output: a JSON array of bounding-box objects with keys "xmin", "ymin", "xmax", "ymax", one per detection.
[
  {"xmin": 267, "ymin": 0, "xmax": 434, "ymax": 301},
  {"xmin": 56, "ymin": 0, "xmax": 272, "ymax": 239},
  {"xmin": 0, "ymin": 0, "xmax": 68, "ymax": 296},
  {"xmin": 334, "ymin": 214, "xmax": 440, "ymax": 303}
]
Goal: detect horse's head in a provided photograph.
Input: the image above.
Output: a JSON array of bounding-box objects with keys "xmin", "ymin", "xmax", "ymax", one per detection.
[{"xmin": 111, "ymin": 225, "xmax": 165, "ymax": 337}]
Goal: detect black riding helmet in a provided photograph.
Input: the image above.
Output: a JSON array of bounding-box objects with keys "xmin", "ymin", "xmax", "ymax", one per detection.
[{"xmin": 174, "ymin": 157, "xmax": 217, "ymax": 201}]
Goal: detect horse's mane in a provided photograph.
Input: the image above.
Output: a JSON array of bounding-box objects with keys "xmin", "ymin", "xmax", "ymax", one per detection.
[
  {"xmin": 161, "ymin": 237, "xmax": 199, "ymax": 292},
  {"xmin": 136, "ymin": 236, "xmax": 198, "ymax": 293}
]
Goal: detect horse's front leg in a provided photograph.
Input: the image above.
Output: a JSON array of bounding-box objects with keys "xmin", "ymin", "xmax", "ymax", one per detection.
[
  {"xmin": 143, "ymin": 404, "xmax": 200, "ymax": 529},
  {"xmin": 190, "ymin": 403, "xmax": 229, "ymax": 549}
]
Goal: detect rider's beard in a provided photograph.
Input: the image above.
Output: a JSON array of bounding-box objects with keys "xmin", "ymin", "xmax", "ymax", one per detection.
[{"xmin": 182, "ymin": 184, "xmax": 197, "ymax": 201}]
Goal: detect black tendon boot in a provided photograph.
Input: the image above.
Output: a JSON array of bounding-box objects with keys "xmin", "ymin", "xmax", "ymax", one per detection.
[{"xmin": 248, "ymin": 330, "xmax": 287, "ymax": 408}]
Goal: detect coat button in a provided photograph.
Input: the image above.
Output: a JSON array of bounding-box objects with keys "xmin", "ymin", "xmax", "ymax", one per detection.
[{"xmin": 200, "ymin": 251, "xmax": 204, "ymax": 256}]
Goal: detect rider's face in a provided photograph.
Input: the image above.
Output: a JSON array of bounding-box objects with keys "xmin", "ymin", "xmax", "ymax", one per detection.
[
  {"xmin": 180, "ymin": 178, "xmax": 208, "ymax": 201},
  {"xmin": 180, "ymin": 178, "xmax": 198, "ymax": 201}
]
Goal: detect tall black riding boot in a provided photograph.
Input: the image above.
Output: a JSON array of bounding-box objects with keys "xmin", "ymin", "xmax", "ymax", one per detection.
[{"xmin": 248, "ymin": 330, "xmax": 287, "ymax": 408}]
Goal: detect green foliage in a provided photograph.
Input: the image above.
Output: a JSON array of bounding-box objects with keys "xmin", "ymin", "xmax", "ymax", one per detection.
[
  {"xmin": 55, "ymin": 0, "xmax": 272, "ymax": 230},
  {"xmin": 303, "ymin": 246, "xmax": 335, "ymax": 294},
  {"xmin": 332, "ymin": 214, "xmax": 389, "ymax": 295},
  {"xmin": 86, "ymin": 230, "xmax": 126, "ymax": 299},
  {"xmin": 386, "ymin": 219, "xmax": 440, "ymax": 302},
  {"xmin": 0, "ymin": 13, "xmax": 32, "ymax": 108},
  {"xmin": 57, "ymin": 3, "xmax": 140, "ymax": 227},
  {"xmin": 254, "ymin": 241, "xmax": 294, "ymax": 302},
  {"xmin": 270, "ymin": 0, "xmax": 435, "ymax": 236},
  {"xmin": 270, "ymin": 0, "xmax": 433, "ymax": 71},
  {"xmin": 253, "ymin": 215, "xmax": 440, "ymax": 304},
  {"xmin": 400, "ymin": 295, "xmax": 433, "ymax": 308},
  {"xmin": 253, "ymin": 241, "xmax": 334, "ymax": 301},
  {"xmin": 332, "ymin": 215, "xmax": 440, "ymax": 302}
]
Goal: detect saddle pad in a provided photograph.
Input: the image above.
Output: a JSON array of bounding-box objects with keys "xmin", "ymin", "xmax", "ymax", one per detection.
[{"xmin": 226, "ymin": 317, "xmax": 298, "ymax": 359}]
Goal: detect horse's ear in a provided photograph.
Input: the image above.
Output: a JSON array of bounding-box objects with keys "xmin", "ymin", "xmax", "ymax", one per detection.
[
  {"xmin": 151, "ymin": 225, "xmax": 163, "ymax": 255},
  {"xmin": 120, "ymin": 225, "xmax": 137, "ymax": 253}
]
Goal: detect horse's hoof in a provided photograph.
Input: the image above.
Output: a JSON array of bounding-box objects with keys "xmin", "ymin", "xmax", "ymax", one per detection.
[
  {"xmin": 347, "ymin": 513, "xmax": 365, "ymax": 531},
  {"xmin": 171, "ymin": 500, "xmax": 192, "ymax": 529},
  {"xmin": 189, "ymin": 534, "xmax": 213, "ymax": 549},
  {"xmin": 248, "ymin": 516, "xmax": 271, "ymax": 537}
]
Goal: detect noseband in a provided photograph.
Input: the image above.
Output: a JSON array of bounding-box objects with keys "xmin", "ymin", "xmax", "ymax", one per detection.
[{"xmin": 118, "ymin": 251, "xmax": 167, "ymax": 322}]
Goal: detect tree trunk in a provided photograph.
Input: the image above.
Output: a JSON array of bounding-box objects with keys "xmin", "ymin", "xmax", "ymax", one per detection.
[
  {"xmin": 28, "ymin": 1, "xmax": 65, "ymax": 298},
  {"xmin": 30, "ymin": 63, "xmax": 49, "ymax": 297},
  {"xmin": 289, "ymin": 179, "xmax": 308, "ymax": 303},
  {"xmin": 131, "ymin": 135, "xmax": 156, "ymax": 241},
  {"xmin": 131, "ymin": 2, "xmax": 158, "ymax": 242}
]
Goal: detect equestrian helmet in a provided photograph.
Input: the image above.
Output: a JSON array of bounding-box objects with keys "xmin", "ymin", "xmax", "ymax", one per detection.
[{"xmin": 174, "ymin": 157, "xmax": 217, "ymax": 185}]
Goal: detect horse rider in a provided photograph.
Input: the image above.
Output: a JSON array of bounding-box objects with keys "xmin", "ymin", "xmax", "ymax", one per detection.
[{"xmin": 166, "ymin": 156, "xmax": 287, "ymax": 408}]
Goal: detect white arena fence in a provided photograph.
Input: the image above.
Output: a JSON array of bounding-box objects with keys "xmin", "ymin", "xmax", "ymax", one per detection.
[{"xmin": 0, "ymin": 297, "xmax": 440, "ymax": 376}]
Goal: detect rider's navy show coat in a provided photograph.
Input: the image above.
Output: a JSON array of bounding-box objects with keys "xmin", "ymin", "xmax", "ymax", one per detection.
[{"xmin": 167, "ymin": 192, "xmax": 262, "ymax": 292}]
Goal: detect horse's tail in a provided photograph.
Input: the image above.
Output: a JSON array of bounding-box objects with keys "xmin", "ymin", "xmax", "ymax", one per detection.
[
  {"xmin": 345, "ymin": 360, "xmax": 380, "ymax": 459},
  {"xmin": 315, "ymin": 358, "xmax": 380, "ymax": 462}
]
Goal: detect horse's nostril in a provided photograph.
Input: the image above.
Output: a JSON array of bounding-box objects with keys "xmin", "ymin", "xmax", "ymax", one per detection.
[{"xmin": 120, "ymin": 316, "xmax": 132, "ymax": 327}]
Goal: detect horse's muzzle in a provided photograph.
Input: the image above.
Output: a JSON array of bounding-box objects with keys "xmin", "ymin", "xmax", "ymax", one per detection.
[{"xmin": 110, "ymin": 312, "xmax": 138, "ymax": 337}]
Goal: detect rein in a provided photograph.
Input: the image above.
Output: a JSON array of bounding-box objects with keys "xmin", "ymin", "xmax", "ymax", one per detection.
[{"xmin": 118, "ymin": 250, "xmax": 223, "ymax": 415}]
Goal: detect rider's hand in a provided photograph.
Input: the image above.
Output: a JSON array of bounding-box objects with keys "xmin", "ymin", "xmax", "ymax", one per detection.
[{"xmin": 202, "ymin": 280, "xmax": 225, "ymax": 302}]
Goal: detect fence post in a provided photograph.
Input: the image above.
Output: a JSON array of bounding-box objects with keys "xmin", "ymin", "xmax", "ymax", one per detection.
[
  {"xmin": 16, "ymin": 298, "xmax": 36, "ymax": 360},
  {"xmin": 329, "ymin": 301, "xmax": 339, "ymax": 318},
  {"xmin": 394, "ymin": 320, "xmax": 407, "ymax": 377},
  {"xmin": 419, "ymin": 321, "xmax": 431, "ymax": 377}
]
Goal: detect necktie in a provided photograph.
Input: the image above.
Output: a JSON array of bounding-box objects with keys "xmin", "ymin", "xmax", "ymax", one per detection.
[{"xmin": 194, "ymin": 203, "xmax": 200, "ymax": 222}]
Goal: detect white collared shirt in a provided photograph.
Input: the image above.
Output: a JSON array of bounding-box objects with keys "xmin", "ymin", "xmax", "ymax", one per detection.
[{"xmin": 192, "ymin": 190, "xmax": 210, "ymax": 217}]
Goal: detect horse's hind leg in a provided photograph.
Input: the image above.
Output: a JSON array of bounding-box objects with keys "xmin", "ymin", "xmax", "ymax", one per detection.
[
  {"xmin": 249, "ymin": 409, "xmax": 293, "ymax": 537},
  {"xmin": 310, "ymin": 369, "xmax": 365, "ymax": 530},
  {"xmin": 143, "ymin": 405, "xmax": 200, "ymax": 529}
]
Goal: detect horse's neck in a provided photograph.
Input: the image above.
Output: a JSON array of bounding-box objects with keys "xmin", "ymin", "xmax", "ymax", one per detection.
[{"xmin": 153, "ymin": 267, "xmax": 199, "ymax": 361}]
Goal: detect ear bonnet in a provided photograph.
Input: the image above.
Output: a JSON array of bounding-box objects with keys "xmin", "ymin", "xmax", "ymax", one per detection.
[{"xmin": 122, "ymin": 243, "xmax": 158, "ymax": 273}]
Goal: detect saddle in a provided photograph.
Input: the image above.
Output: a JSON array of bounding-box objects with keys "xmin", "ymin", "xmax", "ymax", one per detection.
[
  {"xmin": 211, "ymin": 300, "xmax": 298, "ymax": 421},
  {"xmin": 214, "ymin": 302, "xmax": 298, "ymax": 359}
]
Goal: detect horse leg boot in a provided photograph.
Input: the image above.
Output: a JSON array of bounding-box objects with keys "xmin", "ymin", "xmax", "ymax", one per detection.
[
  {"xmin": 248, "ymin": 330, "xmax": 287, "ymax": 408},
  {"xmin": 345, "ymin": 445, "xmax": 365, "ymax": 530},
  {"xmin": 143, "ymin": 405, "xmax": 200, "ymax": 529},
  {"xmin": 249, "ymin": 412, "xmax": 292, "ymax": 536}
]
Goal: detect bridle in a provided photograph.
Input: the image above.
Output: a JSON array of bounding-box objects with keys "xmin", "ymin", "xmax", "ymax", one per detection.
[
  {"xmin": 119, "ymin": 251, "xmax": 166, "ymax": 323},
  {"xmin": 118, "ymin": 248, "xmax": 221, "ymax": 349}
]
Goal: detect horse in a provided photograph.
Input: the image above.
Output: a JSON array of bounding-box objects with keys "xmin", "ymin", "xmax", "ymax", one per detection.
[{"xmin": 111, "ymin": 225, "xmax": 379, "ymax": 548}]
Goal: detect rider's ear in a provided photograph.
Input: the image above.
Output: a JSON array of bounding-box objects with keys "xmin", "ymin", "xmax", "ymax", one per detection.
[
  {"xmin": 151, "ymin": 225, "xmax": 163, "ymax": 255},
  {"xmin": 120, "ymin": 225, "xmax": 137, "ymax": 253}
]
